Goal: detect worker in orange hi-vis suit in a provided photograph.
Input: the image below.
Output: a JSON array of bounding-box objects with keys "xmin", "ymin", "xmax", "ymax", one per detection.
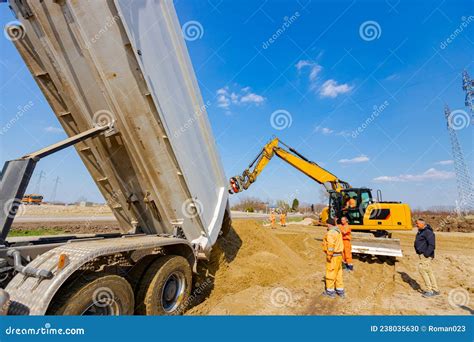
[
  {"xmin": 322, "ymin": 218, "xmax": 345, "ymax": 298},
  {"xmin": 280, "ymin": 211, "xmax": 286, "ymax": 227},
  {"xmin": 270, "ymin": 211, "xmax": 276, "ymax": 229},
  {"xmin": 340, "ymin": 216, "xmax": 353, "ymax": 271}
]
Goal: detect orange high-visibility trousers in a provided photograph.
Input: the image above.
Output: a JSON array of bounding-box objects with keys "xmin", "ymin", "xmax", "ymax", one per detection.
[
  {"xmin": 325, "ymin": 255, "xmax": 344, "ymax": 291},
  {"xmin": 343, "ymin": 240, "xmax": 352, "ymax": 264}
]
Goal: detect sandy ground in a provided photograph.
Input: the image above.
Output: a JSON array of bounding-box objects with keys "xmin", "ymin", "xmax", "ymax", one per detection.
[
  {"xmin": 8, "ymin": 209, "xmax": 473, "ymax": 315},
  {"xmin": 187, "ymin": 220, "xmax": 473, "ymax": 315}
]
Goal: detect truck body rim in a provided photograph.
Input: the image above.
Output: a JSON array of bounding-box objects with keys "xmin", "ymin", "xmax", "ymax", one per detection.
[{"xmin": 161, "ymin": 271, "xmax": 186, "ymax": 313}]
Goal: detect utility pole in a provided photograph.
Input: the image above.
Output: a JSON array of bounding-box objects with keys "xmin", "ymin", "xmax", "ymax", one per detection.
[
  {"xmin": 444, "ymin": 105, "xmax": 473, "ymax": 215},
  {"xmin": 51, "ymin": 176, "xmax": 61, "ymax": 203},
  {"xmin": 34, "ymin": 170, "xmax": 46, "ymax": 194}
]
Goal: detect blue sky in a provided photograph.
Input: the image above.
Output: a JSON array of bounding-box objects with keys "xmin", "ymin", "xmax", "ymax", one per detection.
[{"xmin": 0, "ymin": 0, "xmax": 473, "ymax": 209}]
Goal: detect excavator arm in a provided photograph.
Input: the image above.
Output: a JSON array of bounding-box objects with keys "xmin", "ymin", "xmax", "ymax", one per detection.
[{"xmin": 229, "ymin": 137, "xmax": 350, "ymax": 194}]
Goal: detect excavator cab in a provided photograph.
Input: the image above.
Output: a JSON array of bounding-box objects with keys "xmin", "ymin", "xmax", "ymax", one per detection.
[{"xmin": 328, "ymin": 188, "xmax": 373, "ymax": 225}]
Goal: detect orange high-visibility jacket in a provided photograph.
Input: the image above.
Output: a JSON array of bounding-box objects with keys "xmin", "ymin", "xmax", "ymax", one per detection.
[
  {"xmin": 346, "ymin": 198, "xmax": 356, "ymax": 208},
  {"xmin": 322, "ymin": 226, "xmax": 344, "ymax": 256},
  {"xmin": 339, "ymin": 224, "xmax": 352, "ymax": 241}
]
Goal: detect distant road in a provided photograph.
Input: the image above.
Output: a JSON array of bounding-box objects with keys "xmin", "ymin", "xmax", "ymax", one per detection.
[{"xmin": 14, "ymin": 211, "xmax": 303, "ymax": 223}]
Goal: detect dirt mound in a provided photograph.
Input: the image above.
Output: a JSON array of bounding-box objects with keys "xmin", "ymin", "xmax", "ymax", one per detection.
[
  {"xmin": 188, "ymin": 220, "xmax": 473, "ymax": 315},
  {"xmin": 413, "ymin": 212, "xmax": 474, "ymax": 233},
  {"xmin": 187, "ymin": 221, "xmax": 317, "ymax": 314}
]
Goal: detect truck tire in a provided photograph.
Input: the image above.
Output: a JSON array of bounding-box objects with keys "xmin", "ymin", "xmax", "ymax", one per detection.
[
  {"xmin": 135, "ymin": 255, "xmax": 192, "ymax": 315},
  {"xmin": 48, "ymin": 274, "xmax": 134, "ymax": 315}
]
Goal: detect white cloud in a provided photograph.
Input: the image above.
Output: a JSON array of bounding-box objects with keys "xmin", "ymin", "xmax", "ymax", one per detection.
[
  {"xmin": 295, "ymin": 60, "xmax": 313, "ymax": 70},
  {"xmin": 44, "ymin": 126, "xmax": 64, "ymax": 133},
  {"xmin": 295, "ymin": 60, "xmax": 353, "ymax": 98},
  {"xmin": 435, "ymin": 160, "xmax": 454, "ymax": 165},
  {"xmin": 240, "ymin": 93, "xmax": 265, "ymax": 105},
  {"xmin": 295, "ymin": 60, "xmax": 322, "ymax": 82},
  {"xmin": 319, "ymin": 79, "xmax": 353, "ymax": 98},
  {"xmin": 314, "ymin": 125, "xmax": 334, "ymax": 135},
  {"xmin": 338, "ymin": 155, "xmax": 369, "ymax": 164},
  {"xmin": 215, "ymin": 86, "xmax": 265, "ymax": 111},
  {"xmin": 216, "ymin": 87, "xmax": 228, "ymax": 95},
  {"xmin": 373, "ymin": 168, "xmax": 455, "ymax": 182}
]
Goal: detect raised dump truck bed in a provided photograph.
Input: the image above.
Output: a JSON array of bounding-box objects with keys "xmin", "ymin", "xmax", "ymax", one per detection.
[
  {"xmin": 0, "ymin": 0, "xmax": 229, "ymax": 315},
  {"xmin": 8, "ymin": 0, "xmax": 228, "ymax": 255}
]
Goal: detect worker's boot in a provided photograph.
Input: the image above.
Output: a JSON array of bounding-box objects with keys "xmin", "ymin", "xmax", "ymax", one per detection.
[
  {"xmin": 322, "ymin": 290, "xmax": 336, "ymax": 299},
  {"xmin": 336, "ymin": 289, "xmax": 345, "ymax": 298},
  {"xmin": 347, "ymin": 264, "xmax": 354, "ymax": 271},
  {"xmin": 342, "ymin": 262, "xmax": 347, "ymax": 270}
]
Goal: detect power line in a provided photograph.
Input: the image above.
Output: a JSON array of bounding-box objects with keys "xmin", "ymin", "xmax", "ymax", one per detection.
[{"xmin": 34, "ymin": 170, "xmax": 46, "ymax": 194}]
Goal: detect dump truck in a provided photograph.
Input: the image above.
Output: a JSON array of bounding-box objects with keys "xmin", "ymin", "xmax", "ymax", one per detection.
[{"xmin": 0, "ymin": 0, "xmax": 230, "ymax": 315}]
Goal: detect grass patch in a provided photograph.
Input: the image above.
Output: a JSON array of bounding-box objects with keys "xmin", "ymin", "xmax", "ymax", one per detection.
[
  {"xmin": 287, "ymin": 216, "xmax": 304, "ymax": 223},
  {"xmin": 9, "ymin": 228, "xmax": 64, "ymax": 237}
]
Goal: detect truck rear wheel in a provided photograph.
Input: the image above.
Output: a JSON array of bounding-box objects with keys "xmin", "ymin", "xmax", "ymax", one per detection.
[
  {"xmin": 135, "ymin": 255, "xmax": 192, "ymax": 315},
  {"xmin": 48, "ymin": 274, "xmax": 134, "ymax": 315}
]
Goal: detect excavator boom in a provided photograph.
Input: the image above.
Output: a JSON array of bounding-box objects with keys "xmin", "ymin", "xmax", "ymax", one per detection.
[{"xmin": 229, "ymin": 137, "xmax": 350, "ymax": 194}]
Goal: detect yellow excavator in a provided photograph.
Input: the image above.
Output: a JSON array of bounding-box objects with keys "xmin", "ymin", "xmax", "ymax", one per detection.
[{"xmin": 229, "ymin": 137, "xmax": 412, "ymax": 257}]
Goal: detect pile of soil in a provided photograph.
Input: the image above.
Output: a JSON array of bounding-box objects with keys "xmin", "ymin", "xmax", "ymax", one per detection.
[
  {"xmin": 422, "ymin": 214, "xmax": 473, "ymax": 233},
  {"xmin": 187, "ymin": 220, "xmax": 473, "ymax": 315},
  {"xmin": 188, "ymin": 221, "xmax": 317, "ymax": 315}
]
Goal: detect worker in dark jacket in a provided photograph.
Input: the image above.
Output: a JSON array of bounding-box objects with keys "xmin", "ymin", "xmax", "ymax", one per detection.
[{"xmin": 414, "ymin": 219, "xmax": 439, "ymax": 297}]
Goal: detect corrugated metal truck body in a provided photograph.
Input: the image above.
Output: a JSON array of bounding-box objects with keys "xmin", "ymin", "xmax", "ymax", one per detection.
[{"xmin": 8, "ymin": 0, "xmax": 228, "ymax": 255}]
